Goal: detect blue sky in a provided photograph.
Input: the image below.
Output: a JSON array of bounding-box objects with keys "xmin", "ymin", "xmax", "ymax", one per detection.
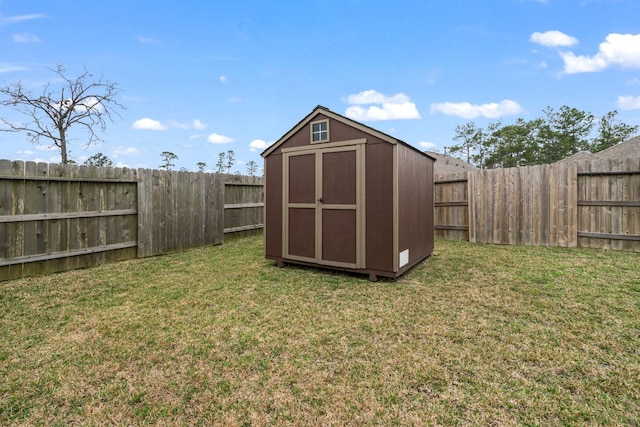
[{"xmin": 1, "ymin": 0, "xmax": 639, "ymax": 172}]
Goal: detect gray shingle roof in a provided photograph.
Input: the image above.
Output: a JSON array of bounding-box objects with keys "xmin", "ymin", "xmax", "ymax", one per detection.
[
  {"xmin": 557, "ymin": 151, "xmax": 596, "ymax": 163},
  {"xmin": 425, "ymin": 151, "xmax": 479, "ymax": 174},
  {"xmin": 595, "ymin": 136, "xmax": 640, "ymax": 160},
  {"xmin": 555, "ymin": 136, "xmax": 640, "ymax": 164}
]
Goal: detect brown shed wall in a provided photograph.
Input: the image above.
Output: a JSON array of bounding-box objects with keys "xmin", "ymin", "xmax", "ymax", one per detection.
[
  {"xmin": 268, "ymin": 114, "xmax": 371, "ymax": 154},
  {"xmin": 364, "ymin": 140, "xmax": 395, "ymax": 272},
  {"xmin": 398, "ymin": 143, "xmax": 434, "ymax": 271},
  {"xmin": 262, "ymin": 106, "xmax": 435, "ymax": 279},
  {"xmin": 264, "ymin": 154, "xmax": 283, "ymax": 259}
]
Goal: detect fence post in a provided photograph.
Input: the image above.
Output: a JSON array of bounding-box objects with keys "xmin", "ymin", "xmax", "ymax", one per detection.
[
  {"xmin": 467, "ymin": 170, "xmax": 476, "ymax": 243},
  {"xmin": 568, "ymin": 161, "xmax": 578, "ymax": 248}
]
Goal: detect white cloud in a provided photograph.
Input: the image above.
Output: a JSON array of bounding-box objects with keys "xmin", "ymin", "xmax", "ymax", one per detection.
[
  {"xmin": 13, "ymin": 33, "xmax": 40, "ymax": 43},
  {"xmin": 207, "ymin": 133, "xmax": 234, "ymax": 144},
  {"xmin": 52, "ymin": 98, "xmax": 102, "ymax": 114},
  {"xmin": 111, "ymin": 147, "xmax": 141, "ymax": 158},
  {"xmin": 132, "ymin": 118, "xmax": 207, "ymax": 131},
  {"xmin": 530, "ymin": 31, "xmax": 578, "ymax": 47},
  {"xmin": 0, "ymin": 63, "xmax": 27, "ymax": 73},
  {"xmin": 138, "ymin": 36, "xmax": 160, "ymax": 45},
  {"xmin": 346, "ymin": 103, "xmax": 421, "ymax": 121},
  {"xmin": 192, "ymin": 119, "xmax": 207, "ymax": 130},
  {"xmin": 131, "ymin": 118, "xmax": 167, "ymax": 130},
  {"xmin": 430, "ymin": 99, "xmax": 523, "ymax": 119},
  {"xmin": 344, "ymin": 90, "xmax": 420, "ymax": 121},
  {"xmin": 560, "ymin": 33, "xmax": 640, "ymax": 74},
  {"xmin": 617, "ymin": 95, "xmax": 640, "ymax": 110},
  {"xmin": 346, "ymin": 90, "xmax": 410, "ymax": 105},
  {"xmin": 219, "ymin": 75, "xmax": 228, "ymax": 84},
  {"xmin": 71, "ymin": 96, "xmax": 104, "ymax": 113},
  {"xmin": 167, "ymin": 119, "xmax": 207, "ymax": 130},
  {"xmin": 559, "ymin": 51, "xmax": 608, "ymax": 73},
  {"xmin": 249, "ymin": 139, "xmax": 270, "ymax": 152},
  {"xmin": 418, "ymin": 141, "xmax": 436, "ymax": 150},
  {"xmin": 0, "ymin": 14, "xmax": 47, "ymax": 24},
  {"xmin": 35, "ymin": 144, "xmax": 57, "ymax": 152}
]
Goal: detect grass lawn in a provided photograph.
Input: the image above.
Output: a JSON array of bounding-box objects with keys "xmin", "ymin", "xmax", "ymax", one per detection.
[{"xmin": 1, "ymin": 236, "xmax": 639, "ymax": 426}]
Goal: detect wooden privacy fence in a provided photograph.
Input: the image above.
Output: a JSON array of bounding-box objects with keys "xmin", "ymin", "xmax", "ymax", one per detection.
[
  {"xmin": 3, "ymin": 157, "xmax": 637, "ymax": 281},
  {"xmin": 0, "ymin": 159, "xmax": 263, "ymax": 281},
  {"xmin": 435, "ymin": 158, "xmax": 640, "ymax": 251},
  {"xmin": 434, "ymin": 171, "xmax": 470, "ymax": 241}
]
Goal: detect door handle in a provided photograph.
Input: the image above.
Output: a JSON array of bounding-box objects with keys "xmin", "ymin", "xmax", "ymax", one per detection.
[{"xmin": 317, "ymin": 197, "xmax": 323, "ymax": 203}]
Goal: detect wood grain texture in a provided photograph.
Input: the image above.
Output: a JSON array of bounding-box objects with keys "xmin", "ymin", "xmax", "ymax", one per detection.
[
  {"xmin": 1, "ymin": 159, "xmax": 263, "ymax": 281},
  {"xmin": 436, "ymin": 159, "xmax": 638, "ymax": 251}
]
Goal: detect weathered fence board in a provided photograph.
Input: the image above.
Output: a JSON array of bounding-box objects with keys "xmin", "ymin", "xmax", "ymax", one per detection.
[
  {"xmin": 0, "ymin": 161, "xmax": 138, "ymax": 281},
  {"xmin": 223, "ymin": 174, "xmax": 264, "ymax": 238},
  {"xmin": 3, "ymin": 151, "xmax": 636, "ymax": 282},
  {"xmin": 136, "ymin": 170, "xmax": 225, "ymax": 258},
  {"xmin": 2, "ymin": 161, "xmax": 263, "ymax": 281},
  {"xmin": 434, "ymin": 172, "xmax": 468, "ymax": 240},
  {"xmin": 437, "ymin": 159, "xmax": 639, "ymax": 251},
  {"xmin": 577, "ymin": 158, "xmax": 640, "ymax": 251}
]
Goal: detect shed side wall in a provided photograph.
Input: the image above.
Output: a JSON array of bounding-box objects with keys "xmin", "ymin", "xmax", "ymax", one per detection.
[
  {"xmin": 397, "ymin": 143, "xmax": 434, "ymax": 270},
  {"xmin": 364, "ymin": 140, "xmax": 395, "ymax": 272},
  {"xmin": 264, "ymin": 154, "xmax": 283, "ymax": 259}
]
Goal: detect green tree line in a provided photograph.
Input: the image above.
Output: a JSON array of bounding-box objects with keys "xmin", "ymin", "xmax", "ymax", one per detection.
[{"xmin": 448, "ymin": 106, "xmax": 638, "ymax": 169}]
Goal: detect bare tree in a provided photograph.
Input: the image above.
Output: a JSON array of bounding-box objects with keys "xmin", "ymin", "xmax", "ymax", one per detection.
[
  {"xmin": 215, "ymin": 150, "xmax": 236, "ymax": 173},
  {"xmin": 215, "ymin": 152, "xmax": 226, "ymax": 173},
  {"xmin": 226, "ymin": 150, "xmax": 235, "ymax": 173},
  {"xmin": 246, "ymin": 160, "xmax": 259, "ymax": 176},
  {"xmin": 0, "ymin": 64, "xmax": 124, "ymax": 164}
]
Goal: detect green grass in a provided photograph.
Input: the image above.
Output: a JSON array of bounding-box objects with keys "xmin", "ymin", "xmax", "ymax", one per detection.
[{"xmin": 1, "ymin": 236, "xmax": 639, "ymax": 426}]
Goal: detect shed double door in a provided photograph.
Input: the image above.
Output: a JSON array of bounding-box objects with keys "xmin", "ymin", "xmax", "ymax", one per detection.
[{"xmin": 283, "ymin": 143, "xmax": 365, "ymax": 269}]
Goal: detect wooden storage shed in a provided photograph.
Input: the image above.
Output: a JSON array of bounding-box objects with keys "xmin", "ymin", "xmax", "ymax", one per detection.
[{"xmin": 261, "ymin": 105, "xmax": 435, "ymax": 281}]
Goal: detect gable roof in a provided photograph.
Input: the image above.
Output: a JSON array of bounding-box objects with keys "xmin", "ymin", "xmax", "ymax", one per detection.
[
  {"xmin": 595, "ymin": 136, "xmax": 640, "ymax": 160},
  {"xmin": 425, "ymin": 151, "xmax": 478, "ymax": 174},
  {"xmin": 261, "ymin": 105, "xmax": 435, "ymax": 160},
  {"xmin": 555, "ymin": 136, "xmax": 640, "ymax": 164},
  {"xmin": 555, "ymin": 150, "xmax": 596, "ymax": 163}
]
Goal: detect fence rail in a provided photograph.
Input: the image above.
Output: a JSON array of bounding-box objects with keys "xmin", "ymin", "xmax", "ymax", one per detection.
[
  {"xmin": 3, "ymin": 156, "xmax": 638, "ymax": 282},
  {"xmin": 434, "ymin": 172, "xmax": 470, "ymax": 241},
  {"xmin": 0, "ymin": 159, "xmax": 263, "ymax": 281},
  {"xmin": 435, "ymin": 158, "xmax": 640, "ymax": 251},
  {"xmin": 222, "ymin": 174, "xmax": 264, "ymax": 237}
]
